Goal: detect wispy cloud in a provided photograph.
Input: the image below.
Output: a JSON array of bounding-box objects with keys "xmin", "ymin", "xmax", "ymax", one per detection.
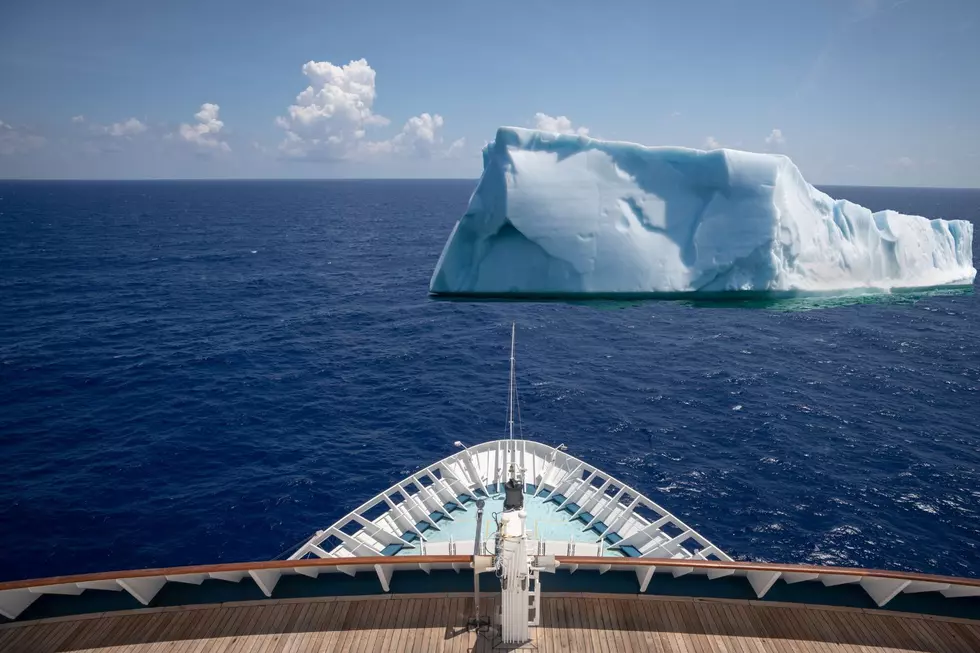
[
  {"xmin": 703, "ymin": 136, "xmax": 721, "ymax": 149},
  {"xmin": 0, "ymin": 119, "xmax": 45, "ymax": 155},
  {"xmin": 796, "ymin": 0, "xmax": 917, "ymax": 98},
  {"xmin": 71, "ymin": 117, "xmax": 152, "ymax": 156},
  {"xmin": 765, "ymin": 128, "xmax": 786, "ymax": 147},
  {"xmin": 92, "ymin": 118, "xmax": 147, "ymax": 138}
]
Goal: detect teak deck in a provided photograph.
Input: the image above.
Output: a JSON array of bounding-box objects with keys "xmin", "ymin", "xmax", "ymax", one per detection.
[{"xmin": 1, "ymin": 593, "xmax": 977, "ymax": 653}]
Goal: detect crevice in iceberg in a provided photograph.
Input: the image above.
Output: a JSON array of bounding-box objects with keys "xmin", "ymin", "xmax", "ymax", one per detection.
[
  {"xmin": 618, "ymin": 196, "xmax": 667, "ymax": 235},
  {"xmin": 680, "ymin": 190, "xmax": 716, "ymax": 269},
  {"xmin": 774, "ymin": 236, "xmax": 800, "ymax": 285},
  {"xmin": 466, "ymin": 220, "xmax": 583, "ymax": 294},
  {"xmin": 832, "ymin": 202, "xmax": 854, "ymax": 241},
  {"xmin": 692, "ymin": 240, "xmax": 776, "ymax": 292},
  {"xmin": 872, "ymin": 212, "xmax": 898, "ymax": 242}
]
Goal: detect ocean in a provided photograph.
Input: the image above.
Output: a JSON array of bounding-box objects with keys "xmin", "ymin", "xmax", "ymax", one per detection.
[{"xmin": 0, "ymin": 180, "xmax": 977, "ymax": 583}]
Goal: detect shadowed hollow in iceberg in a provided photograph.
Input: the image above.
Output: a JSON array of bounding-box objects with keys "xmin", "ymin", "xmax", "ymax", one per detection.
[{"xmin": 429, "ymin": 128, "xmax": 975, "ymax": 296}]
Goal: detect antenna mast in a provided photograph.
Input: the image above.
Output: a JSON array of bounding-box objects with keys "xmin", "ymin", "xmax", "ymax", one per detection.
[{"xmin": 508, "ymin": 322, "xmax": 516, "ymax": 440}]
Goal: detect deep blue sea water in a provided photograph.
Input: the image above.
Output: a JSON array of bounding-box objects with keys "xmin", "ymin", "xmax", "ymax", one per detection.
[{"xmin": 1, "ymin": 180, "xmax": 978, "ymax": 584}]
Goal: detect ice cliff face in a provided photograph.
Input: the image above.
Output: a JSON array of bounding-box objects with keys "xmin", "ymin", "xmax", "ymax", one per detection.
[{"xmin": 429, "ymin": 128, "xmax": 976, "ymax": 296}]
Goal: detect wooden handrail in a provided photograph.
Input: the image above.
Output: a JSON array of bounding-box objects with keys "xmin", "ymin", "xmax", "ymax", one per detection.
[
  {"xmin": 553, "ymin": 556, "xmax": 980, "ymax": 587},
  {"xmin": 0, "ymin": 555, "xmax": 470, "ymax": 592},
  {"xmin": 1, "ymin": 554, "xmax": 977, "ymax": 593}
]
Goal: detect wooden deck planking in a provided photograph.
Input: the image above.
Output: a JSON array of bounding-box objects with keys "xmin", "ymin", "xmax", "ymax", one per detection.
[{"xmin": 1, "ymin": 595, "xmax": 978, "ymax": 652}]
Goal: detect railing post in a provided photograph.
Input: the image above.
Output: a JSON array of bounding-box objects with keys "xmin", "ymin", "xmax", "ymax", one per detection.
[{"xmin": 468, "ymin": 499, "xmax": 491, "ymax": 632}]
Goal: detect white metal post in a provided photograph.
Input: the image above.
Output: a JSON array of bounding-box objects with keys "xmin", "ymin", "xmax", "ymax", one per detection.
[
  {"xmin": 498, "ymin": 510, "xmax": 531, "ymax": 644},
  {"xmin": 508, "ymin": 322, "xmax": 515, "ymax": 441}
]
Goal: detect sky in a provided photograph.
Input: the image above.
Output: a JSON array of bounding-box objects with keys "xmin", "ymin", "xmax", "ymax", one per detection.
[{"xmin": 0, "ymin": 0, "xmax": 977, "ymax": 186}]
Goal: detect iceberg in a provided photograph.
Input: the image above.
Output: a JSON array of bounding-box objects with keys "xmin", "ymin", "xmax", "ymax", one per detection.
[{"xmin": 429, "ymin": 128, "xmax": 976, "ymax": 297}]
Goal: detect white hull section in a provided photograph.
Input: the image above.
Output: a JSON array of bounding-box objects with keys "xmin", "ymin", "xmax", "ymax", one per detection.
[{"xmin": 292, "ymin": 439, "xmax": 731, "ymax": 565}]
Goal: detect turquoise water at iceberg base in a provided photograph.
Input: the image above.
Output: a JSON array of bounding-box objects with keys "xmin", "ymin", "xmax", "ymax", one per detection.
[{"xmin": 0, "ymin": 181, "xmax": 977, "ymax": 584}]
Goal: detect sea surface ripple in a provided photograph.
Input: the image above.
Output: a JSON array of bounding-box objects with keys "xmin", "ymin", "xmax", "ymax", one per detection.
[{"xmin": 0, "ymin": 180, "xmax": 978, "ymax": 582}]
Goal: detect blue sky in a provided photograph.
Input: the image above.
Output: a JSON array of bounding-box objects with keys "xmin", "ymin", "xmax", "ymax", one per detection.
[{"xmin": 1, "ymin": 0, "xmax": 977, "ymax": 185}]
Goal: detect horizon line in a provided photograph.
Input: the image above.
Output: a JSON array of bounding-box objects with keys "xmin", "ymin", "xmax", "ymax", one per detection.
[{"xmin": 0, "ymin": 178, "xmax": 978, "ymax": 191}]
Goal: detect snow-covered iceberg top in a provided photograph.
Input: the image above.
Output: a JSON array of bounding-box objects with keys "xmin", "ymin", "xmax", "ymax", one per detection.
[{"xmin": 430, "ymin": 128, "xmax": 976, "ymax": 296}]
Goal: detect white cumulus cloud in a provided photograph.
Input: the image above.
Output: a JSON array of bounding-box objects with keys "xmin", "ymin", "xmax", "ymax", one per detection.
[
  {"xmin": 0, "ymin": 119, "xmax": 46, "ymax": 155},
  {"xmin": 363, "ymin": 113, "xmax": 466, "ymax": 159},
  {"xmin": 398, "ymin": 113, "xmax": 445, "ymax": 155},
  {"xmin": 533, "ymin": 113, "xmax": 589, "ymax": 136},
  {"xmin": 95, "ymin": 118, "xmax": 147, "ymax": 137},
  {"xmin": 178, "ymin": 103, "xmax": 230, "ymax": 152},
  {"xmin": 765, "ymin": 128, "xmax": 785, "ymax": 146},
  {"xmin": 277, "ymin": 58, "xmax": 388, "ymax": 159},
  {"xmin": 276, "ymin": 58, "xmax": 460, "ymax": 160},
  {"xmin": 703, "ymin": 136, "xmax": 721, "ymax": 149}
]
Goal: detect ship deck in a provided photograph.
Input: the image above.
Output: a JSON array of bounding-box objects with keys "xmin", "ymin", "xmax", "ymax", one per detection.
[
  {"xmin": 2, "ymin": 593, "xmax": 977, "ymax": 653},
  {"xmin": 298, "ymin": 440, "xmax": 731, "ymax": 563},
  {"xmin": 397, "ymin": 491, "xmax": 630, "ymax": 557}
]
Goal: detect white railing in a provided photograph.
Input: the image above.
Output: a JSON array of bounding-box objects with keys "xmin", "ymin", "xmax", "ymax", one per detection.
[
  {"xmin": 6, "ymin": 440, "xmax": 974, "ymax": 621},
  {"xmin": 293, "ymin": 439, "xmax": 731, "ymax": 566}
]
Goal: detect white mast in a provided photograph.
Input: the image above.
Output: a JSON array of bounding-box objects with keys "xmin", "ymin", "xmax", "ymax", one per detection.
[
  {"xmin": 508, "ymin": 322, "xmax": 516, "ymax": 441},
  {"xmin": 499, "ymin": 324, "xmax": 533, "ymax": 645}
]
